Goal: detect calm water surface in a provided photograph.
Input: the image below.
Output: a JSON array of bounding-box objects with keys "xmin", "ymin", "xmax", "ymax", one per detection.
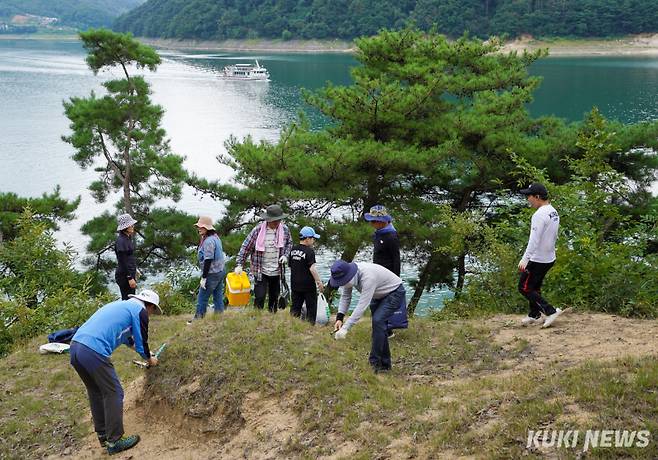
[{"xmin": 1, "ymin": 40, "xmax": 657, "ymax": 311}]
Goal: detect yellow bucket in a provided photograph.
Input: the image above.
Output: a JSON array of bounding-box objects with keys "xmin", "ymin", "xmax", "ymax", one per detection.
[{"xmin": 225, "ymin": 272, "xmax": 251, "ymax": 306}]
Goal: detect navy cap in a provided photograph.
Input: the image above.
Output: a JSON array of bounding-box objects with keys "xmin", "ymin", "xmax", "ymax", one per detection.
[{"xmin": 520, "ymin": 183, "xmax": 548, "ymax": 197}]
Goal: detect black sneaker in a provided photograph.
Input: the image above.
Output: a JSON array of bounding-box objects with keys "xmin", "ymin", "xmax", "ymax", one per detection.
[
  {"xmin": 97, "ymin": 435, "xmax": 107, "ymax": 448},
  {"xmin": 107, "ymin": 434, "xmax": 140, "ymax": 455}
]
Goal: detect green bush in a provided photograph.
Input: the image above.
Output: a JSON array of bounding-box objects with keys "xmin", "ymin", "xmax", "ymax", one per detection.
[
  {"xmin": 150, "ymin": 264, "xmax": 198, "ymax": 316},
  {"xmin": 441, "ymin": 112, "xmax": 658, "ymax": 319},
  {"xmin": 0, "ymin": 211, "xmax": 109, "ymax": 356}
]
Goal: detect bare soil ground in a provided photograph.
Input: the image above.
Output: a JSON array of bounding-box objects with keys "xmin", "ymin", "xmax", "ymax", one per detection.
[{"xmin": 57, "ymin": 313, "xmax": 658, "ymax": 460}]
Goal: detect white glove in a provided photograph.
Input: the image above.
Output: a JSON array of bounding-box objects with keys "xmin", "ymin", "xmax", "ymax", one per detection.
[
  {"xmin": 335, "ymin": 328, "xmax": 348, "ymax": 340},
  {"xmin": 234, "ymin": 265, "xmax": 242, "ymax": 275},
  {"xmin": 279, "ymin": 256, "xmax": 287, "ymax": 265},
  {"xmin": 200, "ymin": 278, "xmax": 207, "ymax": 290}
]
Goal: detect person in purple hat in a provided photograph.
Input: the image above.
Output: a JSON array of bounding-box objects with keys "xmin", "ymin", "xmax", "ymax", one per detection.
[
  {"xmin": 364, "ymin": 204, "xmax": 402, "ymax": 338},
  {"xmin": 364, "ymin": 205, "xmax": 400, "ymax": 276},
  {"xmin": 518, "ymin": 183, "xmax": 564, "ymax": 328},
  {"xmin": 330, "ymin": 260, "xmax": 405, "ymax": 373}
]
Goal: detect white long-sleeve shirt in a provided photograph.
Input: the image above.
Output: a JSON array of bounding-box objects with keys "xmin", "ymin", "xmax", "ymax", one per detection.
[
  {"xmin": 338, "ymin": 262, "xmax": 403, "ymax": 330},
  {"xmin": 522, "ymin": 203, "xmax": 559, "ymax": 264}
]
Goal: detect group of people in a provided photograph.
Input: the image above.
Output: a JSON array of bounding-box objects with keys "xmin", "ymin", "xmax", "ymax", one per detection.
[{"xmin": 71, "ymin": 183, "xmax": 563, "ymax": 455}]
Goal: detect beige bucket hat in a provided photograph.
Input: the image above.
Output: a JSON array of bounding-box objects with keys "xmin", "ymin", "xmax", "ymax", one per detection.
[{"xmin": 194, "ymin": 216, "xmax": 215, "ymax": 230}]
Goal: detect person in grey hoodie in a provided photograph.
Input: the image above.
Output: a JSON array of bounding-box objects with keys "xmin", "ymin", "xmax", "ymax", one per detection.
[{"xmin": 330, "ymin": 260, "xmax": 405, "ymax": 373}]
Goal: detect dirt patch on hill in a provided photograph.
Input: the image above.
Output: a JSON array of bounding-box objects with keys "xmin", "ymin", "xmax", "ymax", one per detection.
[
  {"xmin": 55, "ymin": 313, "xmax": 658, "ymax": 460},
  {"xmin": 489, "ymin": 312, "xmax": 658, "ymax": 371}
]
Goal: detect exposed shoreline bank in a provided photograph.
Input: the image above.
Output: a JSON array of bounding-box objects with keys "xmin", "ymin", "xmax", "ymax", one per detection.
[
  {"xmin": 2, "ymin": 33, "xmax": 658, "ymax": 56},
  {"xmin": 141, "ymin": 34, "xmax": 658, "ymax": 57}
]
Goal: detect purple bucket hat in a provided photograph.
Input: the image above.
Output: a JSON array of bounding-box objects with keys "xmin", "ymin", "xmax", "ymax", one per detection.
[
  {"xmin": 329, "ymin": 260, "xmax": 358, "ymax": 288},
  {"xmin": 364, "ymin": 205, "xmax": 392, "ymax": 223}
]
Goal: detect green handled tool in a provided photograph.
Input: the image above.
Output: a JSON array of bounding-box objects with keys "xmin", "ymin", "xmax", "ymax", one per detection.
[{"xmin": 133, "ymin": 343, "xmax": 167, "ymax": 368}]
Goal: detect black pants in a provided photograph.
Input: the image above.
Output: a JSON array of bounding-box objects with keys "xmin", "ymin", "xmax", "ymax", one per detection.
[
  {"xmin": 518, "ymin": 261, "xmax": 557, "ymax": 318},
  {"xmin": 290, "ymin": 289, "xmax": 317, "ymax": 324},
  {"xmin": 254, "ymin": 274, "xmax": 280, "ymax": 313},
  {"xmin": 115, "ymin": 273, "xmax": 135, "ymax": 301},
  {"xmin": 70, "ymin": 342, "xmax": 124, "ymax": 443}
]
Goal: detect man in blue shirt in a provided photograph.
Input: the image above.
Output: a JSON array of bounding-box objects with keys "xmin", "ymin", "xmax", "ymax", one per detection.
[{"xmin": 70, "ymin": 290, "xmax": 161, "ymax": 455}]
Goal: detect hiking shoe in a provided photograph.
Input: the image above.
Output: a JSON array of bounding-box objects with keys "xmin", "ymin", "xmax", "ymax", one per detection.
[
  {"xmin": 97, "ymin": 435, "xmax": 107, "ymax": 448},
  {"xmin": 521, "ymin": 316, "xmax": 541, "ymax": 326},
  {"xmin": 107, "ymin": 435, "xmax": 140, "ymax": 455},
  {"xmin": 541, "ymin": 308, "xmax": 563, "ymax": 328}
]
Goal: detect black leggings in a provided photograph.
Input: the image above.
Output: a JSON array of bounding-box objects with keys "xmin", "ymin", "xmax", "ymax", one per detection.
[
  {"xmin": 115, "ymin": 274, "xmax": 135, "ymax": 301},
  {"xmin": 518, "ymin": 261, "xmax": 557, "ymax": 318},
  {"xmin": 254, "ymin": 274, "xmax": 280, "ymax": 313}
]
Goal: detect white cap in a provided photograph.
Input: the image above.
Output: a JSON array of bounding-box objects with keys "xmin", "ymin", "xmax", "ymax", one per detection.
[{"xmin": 129, "ymin": 289, "xmax": 162, "ymax": 314}]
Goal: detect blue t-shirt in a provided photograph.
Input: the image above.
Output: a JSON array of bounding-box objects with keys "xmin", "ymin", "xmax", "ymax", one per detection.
[{"xmin": 72, "ymin": 299, "xmax": 150, "ymax": 359}]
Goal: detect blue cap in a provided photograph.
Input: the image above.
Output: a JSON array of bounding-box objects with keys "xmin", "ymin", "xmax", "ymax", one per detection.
[
  {"xmin": 300, "ymin": 226, "xmax": 320, "ymax": 239},
  {"xmin": 329, "ymin": 260, "xmax": 358, "ymax": 288}
]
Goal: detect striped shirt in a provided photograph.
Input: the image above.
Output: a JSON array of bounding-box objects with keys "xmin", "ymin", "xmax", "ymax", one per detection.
[
  {"xmin": 236, "ymin": 223, "xmax": 293, "ymax": 281},
  {"xmin": 261, "ymin": 229, "xmax": 279, "ymax": 276}
]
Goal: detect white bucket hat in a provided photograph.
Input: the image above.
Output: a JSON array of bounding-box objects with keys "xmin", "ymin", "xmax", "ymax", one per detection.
[
  {"xmin": 117, "ymin": 213, "xmax": 138, "ymax": 231},
  {"xmin": 129, "ymin": 289, "xmax": 162, "ymax": 314}
]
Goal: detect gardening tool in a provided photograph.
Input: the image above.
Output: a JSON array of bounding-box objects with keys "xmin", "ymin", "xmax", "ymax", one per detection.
[{"xmin": 132, "ymin": 343, "xmax": 166, "ymax": 368}]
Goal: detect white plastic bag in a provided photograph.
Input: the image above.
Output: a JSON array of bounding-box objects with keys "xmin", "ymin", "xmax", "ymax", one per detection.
[
  {"xmin": 39, "ymin": 343, "xmax": 70, "ymax": 354},
  {"xmin": 315, "ymin": 293, "xmax": 330, "ymax": 326}
]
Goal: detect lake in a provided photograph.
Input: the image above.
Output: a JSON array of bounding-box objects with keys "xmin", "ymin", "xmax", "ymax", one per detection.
[{"xmin": 1, "ymin": 39, "xmax": 657, "ymax": 311}]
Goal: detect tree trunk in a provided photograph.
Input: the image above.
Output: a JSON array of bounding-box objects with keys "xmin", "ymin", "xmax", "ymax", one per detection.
[
  {"xmin": 455, "ymin": 252, "xmax": 466, "ymax": 297},
  {"xmin": 407, "ymin": 255, "xmax": 435, "ymax": 317}
]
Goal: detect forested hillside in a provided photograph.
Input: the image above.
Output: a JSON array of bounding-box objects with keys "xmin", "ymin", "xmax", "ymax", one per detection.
[
  {"xmin": 114, "ymin": 0, "xmax": 658, "ymax": 41},
  {"xmin": 0, "ymin": 0, "xmax": 145, "ymax": 28}
]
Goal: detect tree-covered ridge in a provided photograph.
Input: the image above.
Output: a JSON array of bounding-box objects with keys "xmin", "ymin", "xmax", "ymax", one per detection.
[
  {"xmin": 0, "ymin": 0, "xmax": 145, "ymax": 28},
  {"xmin": 114, "ymin": 0, "xmax": 658, "ymax": 41}
]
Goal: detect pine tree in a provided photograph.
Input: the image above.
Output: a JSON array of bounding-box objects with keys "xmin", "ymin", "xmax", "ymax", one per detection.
[{"xmin": 63, "ymin": 29, "xmax": 196, "ymax": 276}]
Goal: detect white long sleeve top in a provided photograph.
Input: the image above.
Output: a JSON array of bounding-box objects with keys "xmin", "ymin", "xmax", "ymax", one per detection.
[{"xmin": 521, "ymin": 203, "xmax": 560, "ymax": 264}]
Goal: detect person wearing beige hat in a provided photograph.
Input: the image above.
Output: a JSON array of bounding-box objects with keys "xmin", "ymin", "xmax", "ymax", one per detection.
[
  {"xmin": 192, "ymin": 216, "xmax": 226, "ymax": 320},
  {"xmin": 115, "ymin": 213, "xmax": 138, "ymax": 300}
]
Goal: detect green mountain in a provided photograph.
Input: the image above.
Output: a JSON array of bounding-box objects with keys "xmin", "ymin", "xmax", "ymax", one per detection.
[
  {"xmin": 114, "ymin": 0, "xmax": 658, "ymax": 41},
  {"xmin": 0, "ymin": 0, "xmax": 146, "ymax": 29}
]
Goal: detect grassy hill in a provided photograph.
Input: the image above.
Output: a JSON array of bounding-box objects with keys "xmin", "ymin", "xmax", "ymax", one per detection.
[
  {"xmin": 2, "ymin": 311, "xmax": 658, "ymax": 459},
  {"xmin": 0, "ymin": 0, "xmax": 145, "ymax": 29}
]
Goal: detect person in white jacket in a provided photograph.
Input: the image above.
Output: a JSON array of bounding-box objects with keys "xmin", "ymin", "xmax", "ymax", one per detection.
[
  {"xmin": 330, "ymin": 260, "xmax": 405, "ymax": 373},
  {"xmin": 518, "ymin": 183, "xmax": 564, "ymax": 328}
]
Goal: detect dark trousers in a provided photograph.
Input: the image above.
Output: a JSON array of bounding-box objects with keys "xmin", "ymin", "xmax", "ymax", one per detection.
[
  {"xmin": 290, "ymin": 289, "xmax": 317, "ymax": 324},
  {"xmin": 70, "ymin": 342, "xmax": 124, "ymax": 443},
  {"xmin": 115, "ymin": 273, "xmax": 135, "ymax": 301},
  {"xmin": 369, "ymin": 285, "xmax": 405, "ymax": 371},
  {"xmin": 254, "ymin": 274, "xmax": 280, "ymax": 313},
  {"xmin": 518, "ymin": 261, "xmax": 557, "ymax": 318}
]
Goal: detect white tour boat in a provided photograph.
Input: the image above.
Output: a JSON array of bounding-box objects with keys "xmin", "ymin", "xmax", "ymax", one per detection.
[{"xmin": 220, "ymin": 60, "xmax": 270, "ymax": 81}]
